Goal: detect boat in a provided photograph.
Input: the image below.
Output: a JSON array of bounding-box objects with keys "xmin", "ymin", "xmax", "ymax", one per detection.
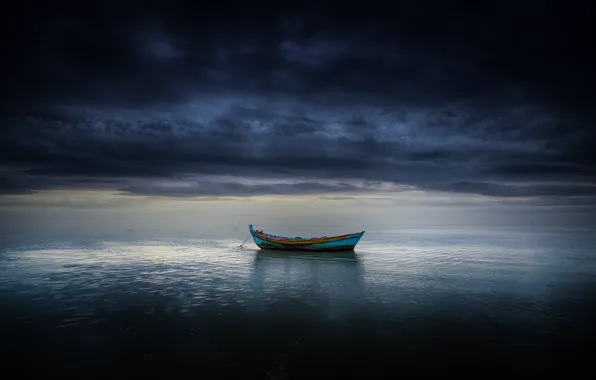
[{"xmin": 249, "ymin": 224, "xmax": 365, "ymax": 252}]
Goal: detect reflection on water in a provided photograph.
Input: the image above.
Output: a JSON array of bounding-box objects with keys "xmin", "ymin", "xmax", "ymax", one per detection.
[
  {"xmin": 251, "ymin": 250, "xmax": 365, "ymax": 320},
  {"xmin": 252, "ymin": 249, "xmax": 362, "ymax": 288},
  {"xmin": 255, "ymin": 248, "xmax": 360, "ymax": 261},
  {"xmin": 1, "ymin": 228, "xmax": 596, "ymax": 376}
]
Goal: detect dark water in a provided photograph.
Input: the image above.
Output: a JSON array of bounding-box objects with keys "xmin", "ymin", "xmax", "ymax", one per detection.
[{"xmin": 1, "ymin": 226, "xmax": 595, "ymax": 377}]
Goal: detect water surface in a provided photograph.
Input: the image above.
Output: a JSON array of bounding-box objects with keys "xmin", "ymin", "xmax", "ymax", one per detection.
[{"xmin": 1, "ymin": 226, "xmax": 595, "ymax": 377}]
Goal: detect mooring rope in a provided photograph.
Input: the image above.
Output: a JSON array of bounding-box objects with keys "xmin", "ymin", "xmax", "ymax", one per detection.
[{"xmin": 238, "ymin": 234, "xmax": 250, "ymax": 248}]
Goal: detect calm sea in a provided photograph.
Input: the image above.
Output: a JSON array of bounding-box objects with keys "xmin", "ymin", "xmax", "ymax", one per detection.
[{"xmin": 1, "ymin": 225, "xmax": 595, "ymax": 377}]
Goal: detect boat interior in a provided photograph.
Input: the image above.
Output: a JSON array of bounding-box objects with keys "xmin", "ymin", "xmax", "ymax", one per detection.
[{"xmin": 250, "ymin": 225, "xmax": 360, "ymax": 242}]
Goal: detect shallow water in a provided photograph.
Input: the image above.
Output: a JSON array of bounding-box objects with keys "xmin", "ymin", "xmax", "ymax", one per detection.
[{"xmin": 1, "ymin": 226, "xmax": 595, "ymax": 377}]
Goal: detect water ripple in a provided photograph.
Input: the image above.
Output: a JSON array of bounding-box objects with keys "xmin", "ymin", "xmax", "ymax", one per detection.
[{"xmin": 1, "ymin": 227, "xmax": 596, "ymax": 374}]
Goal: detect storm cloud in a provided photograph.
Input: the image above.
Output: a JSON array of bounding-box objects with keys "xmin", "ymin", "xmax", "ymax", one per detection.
[{"xmin": 1, "ymin": 1, "xmax": 595, "ymax": 203}]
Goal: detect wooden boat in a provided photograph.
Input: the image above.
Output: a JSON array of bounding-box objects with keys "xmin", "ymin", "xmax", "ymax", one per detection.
[{"xmin": 249, "ymin": 224, "xmax": 365, "ymax": 252}]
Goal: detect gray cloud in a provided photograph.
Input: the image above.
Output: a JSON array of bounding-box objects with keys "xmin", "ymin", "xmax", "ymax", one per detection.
[
  {"xmin": 0, "ymin": 2, "xmax": 594, "ymax": 203},
  {"xmin": 1, "ymin": 96, "xmax": 593, "ymax": 201},
  {"xmin": 425, "ymin": 181, "xmax": 596, "ymax": 199},
  {"xmin": 118, "ymin": 181, "xmax": 364, "ymax": 198}
]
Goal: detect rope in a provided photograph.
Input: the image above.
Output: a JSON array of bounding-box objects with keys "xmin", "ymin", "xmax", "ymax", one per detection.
[{"xmin": 238, "ymin": 234, "xmax": 250, "ymax": 248}]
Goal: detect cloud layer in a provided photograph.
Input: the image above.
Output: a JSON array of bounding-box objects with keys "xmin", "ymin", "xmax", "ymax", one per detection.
[{"xmin": 1, "ymin": 2, "xmax": 595, "ymax": 203}]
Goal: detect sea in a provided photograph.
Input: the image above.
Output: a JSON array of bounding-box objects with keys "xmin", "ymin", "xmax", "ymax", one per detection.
[{"xmin": 1, "ymin": 225, "xmax": 595, "ymax": 377}]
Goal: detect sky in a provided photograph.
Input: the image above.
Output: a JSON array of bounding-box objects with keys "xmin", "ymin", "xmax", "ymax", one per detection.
[{"xmin": 1, "ymin": 1, "xmax": 595, "ymax": 237}]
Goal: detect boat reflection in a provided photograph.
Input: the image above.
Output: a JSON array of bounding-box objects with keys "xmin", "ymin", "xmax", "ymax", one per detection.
[
  {"xmin": 254, "ymin": 249, "xmax": 361, "ymax": 262},
  {"xmin": 250, "ymin": 249, "xmax": 365, "ymax": 307}
]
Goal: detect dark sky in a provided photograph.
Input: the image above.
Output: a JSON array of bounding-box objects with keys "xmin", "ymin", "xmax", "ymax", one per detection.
[{"xmin": 1, "ymin": 1, "xmax": 595, "ymax": 204}]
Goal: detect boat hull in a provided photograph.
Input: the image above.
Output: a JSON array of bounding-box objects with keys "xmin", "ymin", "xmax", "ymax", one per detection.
[{"xmin": 249, "ymin": 225, "xmax": 364, "ymax": 252}]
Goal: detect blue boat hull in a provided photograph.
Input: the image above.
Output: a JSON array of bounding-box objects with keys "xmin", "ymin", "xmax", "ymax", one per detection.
[{"xmin": 249, "ymin": 225, "xmax": 365, "ymax": 252}]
